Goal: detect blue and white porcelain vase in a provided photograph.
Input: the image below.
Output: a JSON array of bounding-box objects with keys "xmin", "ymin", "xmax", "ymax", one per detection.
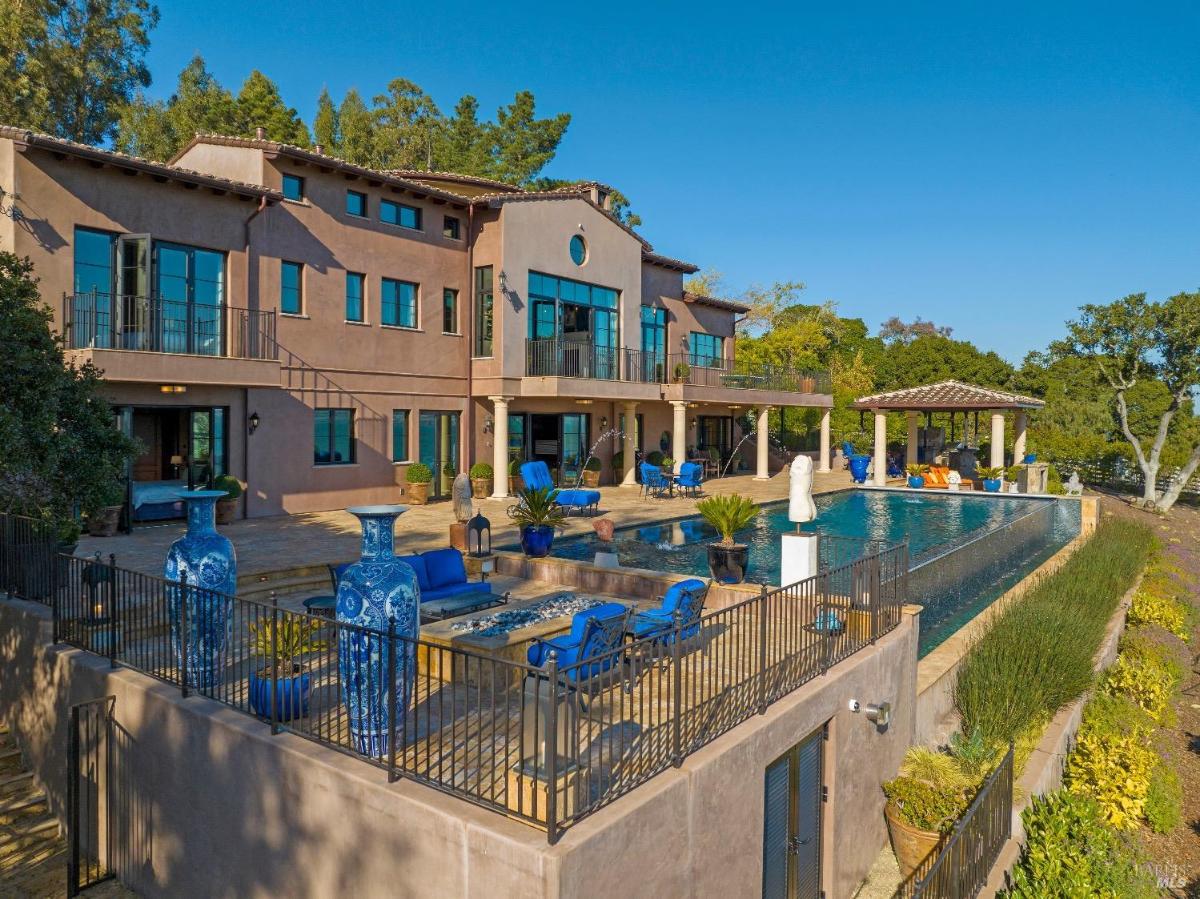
[
  {"xmin": 336, "ymin": 505, "xmax": 420, "ymax": 758},
  {"xmin": 165, "ymin": 490, "xmax": 236, "ymax": 692}
]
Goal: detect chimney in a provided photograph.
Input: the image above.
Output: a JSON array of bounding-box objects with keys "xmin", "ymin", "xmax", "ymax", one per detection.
[
  {"xmin": 255, "ymin": 126, "xmax": 266, "ymax": 140},
  {"xmin": 314, "ymin": 144, "xmax": 324, "ymax": 156}
]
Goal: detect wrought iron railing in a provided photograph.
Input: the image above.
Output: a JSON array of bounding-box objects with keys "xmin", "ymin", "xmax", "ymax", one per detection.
[
  {"xmin": 63, "ymin": 291, "xmax": 277, "ymax": 361},
  {"xmin": 1051, "ymin": 456, "xmax": 1200, "ymax": 499},
  {"xmin": 665, "ymin": 353, "xmax": 831, "ymax": 393},
  {"xmin": 67, "ymin": 695, "xmax": 115, "ymax": 897},
  {"xmin": 1, "ymin": 513, "xmax": 906, "ymax": 843},
  {"xmin": 525, "ymin": 338, "xmax": 619, "ymax": 380}
]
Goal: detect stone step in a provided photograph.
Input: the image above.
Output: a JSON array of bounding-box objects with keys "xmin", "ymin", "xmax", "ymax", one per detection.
[
  {"xmin": 0, "ymin": 815, "xmax": 59, "ymax": 854},
  {"xmin": 0, "ymin": 771, "xmax": 34, "ymax": 797},
  {"xmin": 0, "ymin": 791, "xmax": 47, "ymax": 826},
  {"xmin": 240, "ymin": 573, "xmax": 332, "ymax": 601},
  {"xmin": 239, "ymin": 561, "xmax": 340, "ymax": 586}
]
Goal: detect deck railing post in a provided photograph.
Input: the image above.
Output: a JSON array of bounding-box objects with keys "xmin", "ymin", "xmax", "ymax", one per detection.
[
  {"xmin": 757, "ymin": 584, "xmax": 769, "ymax": 713},
  {"xmin": 545, "ymin": 651, "xmax": 560, "ymax": 845},
  {"xmin": 67, "ymin": 702, "xmax": 80, "ymax": 897},
  {"xmin": 671, "ymin": 608, "xmax": 684, "ymax": 765},
  {"xmin": 107, "ymin": 554, "xmax": 117, "ymax": 668},
  {"xmin": 178, "ymin": 574, "xmax": 189, "ymax": 698},
  {"xmin": 269, "ymin": 592, "xmax": 280, "ymax": 735},
  {"xmin": 386, "ymin": 616, "xmax": 399, "ymax": 781}
]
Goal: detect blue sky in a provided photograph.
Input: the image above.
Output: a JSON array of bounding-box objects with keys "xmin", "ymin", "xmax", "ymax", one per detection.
[{"xmin": 146, "ymin": 1, "xmax": 1200, "ymax": 364}]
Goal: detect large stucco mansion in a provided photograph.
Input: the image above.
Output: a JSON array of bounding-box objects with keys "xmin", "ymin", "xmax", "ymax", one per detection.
[{"xmin": 0, "ymin": 124, "xmax": 831, "ymax": 520}]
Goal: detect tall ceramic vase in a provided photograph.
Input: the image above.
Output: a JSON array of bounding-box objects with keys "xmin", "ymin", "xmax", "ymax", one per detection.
[
  {"xmin": 165, "ymin": 490, "xmax": 236, "ymax": 691},
  {"xmin": 336, "ymin": 505, "xmax": 421, "ymax": 758}
]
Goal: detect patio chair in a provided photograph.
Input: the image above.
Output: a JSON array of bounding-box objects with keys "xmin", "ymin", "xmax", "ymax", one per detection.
[
  {"xmin": 303, "ymin": 561, "xmax": 353, "ymax": 618},
  {"xmin": 527, "ymin": 602, "xmax": 633, "ymax": 685},
  {"xmin": 705, "ymin": 446, "xmax": 721, "ymax": 479},
  {"xmin": 519, "ymin": 461, "xmax": 600, "ymax": 516},
  {"xmin": 639, "ymin": 462, "xmax": 672, "ymax": 499},
  {"xmin": 625, "ymin": 578, "xmax": 709, "ymax": 690},
  {"xmin": 674, "ymin": 461, "xmax": 704, "ymax": 497}
]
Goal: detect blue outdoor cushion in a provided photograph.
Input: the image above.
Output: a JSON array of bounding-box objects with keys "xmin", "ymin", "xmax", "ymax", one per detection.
[
  {"xmin": 520, "ymin": 461, "xmax": 554, "ymax": 492},
  {"xmin": 423, "ymin": 548, "xmax": 466, "ymax": 589},
  {"xmin": 397, "ymin": 554, "xmax": 431, "ymax": 591},
  {"xmin": 663, "ymin": 578, "xmax": 707, "ymax": 614},
  {"xmin": 422, "ymin": 581, "xmax": 485, "ymax": 602},
  {"xmin": 556, "ymin": 488, "xmax": 600, "ymax": 507}
]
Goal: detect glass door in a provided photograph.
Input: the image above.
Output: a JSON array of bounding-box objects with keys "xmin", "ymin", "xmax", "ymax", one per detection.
[
  {"xmin": 186, "ymin": 408, "xmax": 228, "ymax": 489},
  {"xmin": 117, "ymin": 234, "xmax": 150, "ymax": 349},
  {"xmin": 153, "ymin": 242, "xmax": 226, "ymax": 355},
  {"xmin": 560, "ymin": 413, "xmax": 588, "ymax": 485},
  {"xmin": 418, "ymin": 411, "xmax": 460, "ymax": 499}
]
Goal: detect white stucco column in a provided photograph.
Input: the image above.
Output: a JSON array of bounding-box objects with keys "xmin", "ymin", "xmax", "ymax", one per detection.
[
  {"xmin": 1013, "ymin": 411, "xmax": 1028, "ymax": 463},
  {"xmin": 621, "ymin": 401, "xmax": 638, "ymax": 487},
  {"xmin": 873, "ymin": 411, "xmax": 888, "ymax": 486},
  {"xmin": 905, "ymin": 411, "xmax": 919, "ymax": 467},
  {"xmin": 990, "ymin": 410, "xmax": 1005, "ymax": 470},
  {"xmin": 489, "ymin": 396, "xmax": 511, "ymax": 498},
  {"xmin": 817, "ymin": 408, "xmax": 832, "ymax": 473},
  {"xmin": 755, "ymin": 405, "xmax": 773, "ymax": 480},
  {"xmin": 670, "ymin": 401, "xmax": 688, "ymax": 473}
]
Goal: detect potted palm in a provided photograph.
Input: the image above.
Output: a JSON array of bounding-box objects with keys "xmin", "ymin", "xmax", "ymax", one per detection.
[
  {"xmin": 405, "ymin": 462, "xmax": 433, "ymax": 504},
  {"xmin": 696, "ymin": 493, "xmax": 758, "ymax": 584},
  {"xmin": 581, "ymin": 456, "xmax": 602, "ymax": 488},
  {"xmin": 213, "ymin": 474, "xmax": 243, "ymax": 525},
  {"xmin": 508, "ymin": 486, "xmax": 566, "ymax": 557},
  {"xmin": 905, "ymin": 464, "xmax": 928, "ymax": 489},
  {"xmin": 247, "ymin": 615, "xmax": 326, "ymax": 721},
  {"xmin": 1004, "ymin": 465, "xmax": 1023, "ymax": 494},
  {"xmin": 86, "ymin": 482, "xmax": 125, "ymax": 536},
  {"xmin": 977, "ymin": 466, "xmax": 1003, "ymax": 492},
  {"xmin": 469, "ymin": 462, "xmax": 493, "ymax": 498}
]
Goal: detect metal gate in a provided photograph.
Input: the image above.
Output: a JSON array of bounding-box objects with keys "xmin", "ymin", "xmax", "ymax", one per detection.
[
  {"xmin": 762, "ymin": 725, "xmax": 826, "ymax": 899},
  {"xmin": 67, "ymin": 696, "xmax": 115, "ymax": 897}
]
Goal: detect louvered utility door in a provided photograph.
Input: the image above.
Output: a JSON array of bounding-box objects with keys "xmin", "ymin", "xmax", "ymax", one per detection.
[{"xmin": 762, "ymin": 727, "xmax": 825, "ymax": 899}]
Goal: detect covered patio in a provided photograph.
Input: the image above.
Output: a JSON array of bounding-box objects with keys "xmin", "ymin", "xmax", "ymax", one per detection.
[{"xmin": 851, "ymin": 380, "xmax": 1045, "ymax": 486}]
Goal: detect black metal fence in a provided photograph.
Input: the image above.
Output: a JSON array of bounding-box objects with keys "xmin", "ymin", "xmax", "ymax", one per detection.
[
  {"xmin": 1053, "ymin": 456, "xmax": 1200, "ymax": 499},
  {"xmin": 665, "ymin": 353, "xmax": 832, "ymax": 394},
  {"xmin": 1, "ymin": 513, "xmax": 906, "ymax": 842},
  {"xmin": 67, "ymin": 695, "xmax": 115, "ymax": 897},
  {"xmin": 899, "ymin": 744, "xmax": 1015, "ymax": 899}
]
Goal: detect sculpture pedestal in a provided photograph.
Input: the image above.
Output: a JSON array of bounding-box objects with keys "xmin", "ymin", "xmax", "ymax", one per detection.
[
  {"xmin": 463, "ymin": 553, "xmax": 496, "ymax": 580},
  {"xmin": 449, "ymin": 522, "xmax": 468, "ymax": 551},
  {"xmin": 506, "ymin": 758, "xmax": 585, "ymax": 824},
  {"xmin": 780, "ymin": 533, "xmax": 820, "ymax": 587}
]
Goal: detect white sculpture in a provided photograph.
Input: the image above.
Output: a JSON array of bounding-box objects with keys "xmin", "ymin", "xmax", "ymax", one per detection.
[
  {"xmin": 788, "ymin": 454, "xmax": 816, "ymax": 525},
  {"xmin": 947, "ymin": 470, "xmax": 962, "ymax": 492},
  {"xmin": 451, "ymin": 473, "xmax": 473, "ymax": 522},
  {"xmin": 1066, "ymin": 472, "xmax": 1083, "ymax": 496}
]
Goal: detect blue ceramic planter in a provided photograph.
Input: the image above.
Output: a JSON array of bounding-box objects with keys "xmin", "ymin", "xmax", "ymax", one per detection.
[
  {"xmin": 848, "ymin": 455, "xmax": 870, "ymax": 484},
  {"xmin": 907, "ymin": 476, "xmax": 925, "ymax": 489},
  {"xmin": 165, "ymin": 490, "xmax": 236, "ymax": 691},
  {"xmin": 249, "ymin": 669, "xmax": 311, "ymax": 720},
  {"xmin": 982, "ymin": 479, "xmax": 1002, "ymax": 493},
  {"xmin": 1023, "ymin": 454, "xmax": 1037, "ymax": 464},
  {"xmin": 520, "ymin": 524, "xmax": 555, "ymax": 557},
  {"xmin": 337, "ymin": 506, "xmax": 420, "ymax": 758}
]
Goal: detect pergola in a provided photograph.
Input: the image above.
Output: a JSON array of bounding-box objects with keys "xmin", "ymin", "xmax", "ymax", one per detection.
[{"xmin": 851, "ymin": 380, "xmax": 1044, "ymax": 486}]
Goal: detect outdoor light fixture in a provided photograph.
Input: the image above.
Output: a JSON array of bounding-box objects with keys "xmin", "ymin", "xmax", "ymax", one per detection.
[
  {"xmin": 848, "ymin": 698, "xmax": 892, "ymax": 728},
  {"xmin": 575, "ymin": 399, "xmax": 594, "ymax": 406},
  {"xmin": 159, "ymin": 384, "xmax": 186, "ymax": 394},
  {"xmin": 599, "ymin": 416, "xmax": 608, "ymax": 430},
  {"xmin": 466, "ymin": 511, "xmax": 492, "ymax": 558},
  {"xmin": 248, "ymin": 411, "xmax": 261, "ymax": 434},
  {"xmin": 483, "ymin": 415, "xmax": 494, "ymax": 435}
]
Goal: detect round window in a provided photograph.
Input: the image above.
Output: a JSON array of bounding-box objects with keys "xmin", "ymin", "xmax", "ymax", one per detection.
[{"xmin": 569, "ymin": 234, "xmax": 587, "ymax": 265}]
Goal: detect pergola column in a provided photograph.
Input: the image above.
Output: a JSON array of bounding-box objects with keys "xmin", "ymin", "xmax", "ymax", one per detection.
[
  {"xmin": 621, "ymin": 401, "xmax": 638, "ymax": 487},
  {"xmin": 1013, "ymin": 411, "xmax": 1028, "ymax": 463},
  {"xmin": 754, "ymin": 406, "xmax": 773, "ymax": 480},
  {"xmin": 489, "ymin": 396, "xmax": 512, "ymax": 499},
  {"xmin": 990, "ymin": 410, "xmax": 1005, "ymax": 469},
  {"xmin": 905, "ymin": 411, "xmax": 919, "ymax": 466},
  {"xmin": 873, "ymin": 410, "xmax": 888, "ymax": 486},
  {"xmin": 670, "ymin": 401, "xmax": 688, "ymax": 474},
  {"xmin": 817, "ymin": 408, "xmax": 832, "ymax": 473}
]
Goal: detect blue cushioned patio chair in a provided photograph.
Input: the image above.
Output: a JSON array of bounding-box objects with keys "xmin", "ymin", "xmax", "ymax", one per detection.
[
  {"xmin": 639, "ymin": 462, "xmax": 672, "ymax": 499},
  {"xmin": 625, "ymin": 578, "xmax": 710, "ymax": 690},
  {"xmin": 674, "ymin": 461, "xmax": 704, "ymax": 498},
  {"xmin": 518, "ymin": 460, "xmax": 600, "ymax": 516},
  {"xmin": 527, "ymin": 602, "xmax": 633, "ymax": 700}
]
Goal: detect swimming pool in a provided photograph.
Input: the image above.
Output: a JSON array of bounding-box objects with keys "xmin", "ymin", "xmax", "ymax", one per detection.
[{"xmin": 522, "ymin": 489, "xmax": 1081, "ymax": 656}]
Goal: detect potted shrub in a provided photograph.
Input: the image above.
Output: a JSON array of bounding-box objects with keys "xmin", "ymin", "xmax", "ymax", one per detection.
[
  {"xmin": 696, "ymin": 493, "xmax": 758, "ymax": 584},
  {"xmin": 646, "ymin": 450, "xmax": 665, "ymax": 468},
  {"xmin": 905, "ymin": 463, "xmax": 928, "ymax": 489},
  {"xmin": 1005, "ymin": 465, "xmax": 1023, "ymax": 494},
  {"xmin": 883, "ymin": 749, "xmax": 972, "ymax": 878},
  {"xmin": 977, "ymin": 466, "xmax": 1003, "ymax": 492},
  {"xmin": 581, "ymin": 456, "xmax": 602, "ymax": 488},
  {"xmin": 508, "ymin": 457, "xmax": 523, "ymax": 494},
  {"xmin": 405, "ymin": 462, "xmax": 433, "ymax": 504},
  {"xmin": 247, "ymin": 616, "xmax": 326, "ymax": 721},
  {"xmin": 469, "ymin": 462, "xmax": 493, "ymax": 498},
  {"xmin": 673, "ymin": 361, "xmax": 691, "ymax": 383},
  {"xmin": 508, "ymin": 486, "xmax": 566, "ymax": 557},
  {"xmin": 213, "ymin": 474, "xmax": 243, "ymax": 525},
  {"xmin": 611, "ymin": 451, "xmax": 624, "ymax": 482},
  {"xmin": 86, "ymin": 482, "xmax": 125, "ymax": 536},
  {"xmin": 660, "ymin": 456, "xmax": 676, "ymax": 475}
]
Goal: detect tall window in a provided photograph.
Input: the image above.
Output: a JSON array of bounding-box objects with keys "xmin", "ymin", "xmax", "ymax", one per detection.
[
  {"xmin": 381, "ymin": 200, "xmax": 421, "ymax": 230},
  {"xmin": 72, "ymin": 228, "xmax": 116, "ymax": 349},
  {"xmin": 474, "ymin": 266, "xmax": 493, "ymax": 356},
  {"xmin": 382, "ymin": 278, "xmax": 417, "ymax": 328},
  {"xmin": 280, "ymin": 261, "xmax": 303, "ymax": 314},
  {"xmin": 391, "ymin": 410, "xmax": 409, "ymax": 462},
  {"xmin": 346, "ymin": 190, "xmax": 367, "ymax": 217},
  {"xmin": 442, "ymin": 288, "xmax": 458, "ymax": 333},
  {"xmin": 345, "ymin": 272, "xmax": 365, "ymax": 322},
  {"xmin": 688, "ymin": 332, "xmax": 724, "ymax": 367},
  {"xmin": 282, "ymin": 173, "xmax": 305, "ymax": 201},
  {"xmin": 155, "ymin": 242, "xmax": 226, "ymax": 355},
  {"xmin": 443, "ymin": 215, "xmax": 461, "ymax": 240},
  {"xmin": 314, "ymin": 409, "xmax": 355, "ymax": 465}
]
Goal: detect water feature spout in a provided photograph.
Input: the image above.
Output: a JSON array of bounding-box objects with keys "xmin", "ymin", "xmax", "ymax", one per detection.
[{"xmin": 575, "ymin": 428, "xmax": 625, "ymax": 487}]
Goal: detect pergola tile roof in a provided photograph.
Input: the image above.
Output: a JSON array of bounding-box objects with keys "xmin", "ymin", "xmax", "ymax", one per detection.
[{"xmin": 852, "ymin": 380, "xmax": 1044, "ymax": 412}]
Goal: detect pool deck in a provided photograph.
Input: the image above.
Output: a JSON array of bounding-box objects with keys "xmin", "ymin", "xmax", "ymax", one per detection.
[{"xmin": 77, "ymin": 469, "xmax": 858, "ymax": 580}]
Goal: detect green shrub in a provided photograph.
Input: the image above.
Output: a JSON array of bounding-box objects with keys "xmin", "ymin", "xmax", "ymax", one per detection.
[
  {"xmin": 955, "ymin": 518, "xmax": 1155, "ymax": 747},
  {"xmin": 1005, "ymin": 465, "xmax": 1023, "ymax": 482},
  {"xmin": 1144, "ymin": 761, "xmax": 1182, "ymax": 834},
  {"xmin": 1045, "ymin": 464, "xmax": 1066, "ymax": 495},
  {"xmin": 584, "ymin": 456, "xmax": 602, "ymax": 471},
  {"xmin": 405, "ymin": 462, "xmax": 433, "ymax": 484},
  {"xmin": 881, "ymin": 776, "xmax": 968, "ymax": 835},
  {"xmin": 1101, "ymin": 637, "xmax": 1183, "ymax": 725},
  {"xmin": 508, "ymin": 457, "xmax": 521, "ymax": 475},
  {"xmin": 1127, "ymin": 588, "xmax": 1190, "ymax": 640},
  {"xmin": 213, "ymin": 473, "xmax": 243, "ymax": 499},
  {"xmin": 469, "ymin": 462, "xmax": 493, "ymax": 479},
  {"xmin": 611, "ymin": 451, "xmax": 623, "ymax": 471},
  {"xmin": 1001, "ymin": 792, "xmax": 1158, "ymax": 898},
  {"xmin": 645, "ymin": 450, "xmax": 664, "ymax": 466},
  {"xmin": 1064, "ymin": 723, "xmax": 1155, "ymax": 829}
]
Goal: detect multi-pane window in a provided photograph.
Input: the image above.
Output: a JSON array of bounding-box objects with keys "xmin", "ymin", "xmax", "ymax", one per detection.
[
  {"xmin": 346, "ymin": 190, "xmax": 367, "ymax": 217},
  {"xmin": 392, "ymin": 410, "xmax": 409, "ymax": 462},
  {"xmin": 443, "ymin": 215, "xmax": 461, "ymax": 240},
  {"xmin": 314, "ymin": 408, "xmax": 355, "ymax": 465},
  {"xmin": 345, "ymin": 272, "xmax": 365, "ymax": 322},
  {"xmin": 442, "ymin": 288, "xmax": 458, "ymax": 333},
  {"xmin": 280, "ymin": 261, "xmax": 303, "ymax": 314},
  {"xmin": 282, "ymin": 173, "xmax": 305, "ymax": 201},
  {"xmin": 382, "ymin": 278, "xmax": 417, "ymax": 328},
  {"xmin": 381, "ymin": 200, "xmax": 421, "ymax": 230},
  {"xmin": 474, "ymin": 266, "xmax": 493, "ymax": 356},
  {"xmin": 688, "ymin": 332, "xmax": 724, "ymax": 367}
]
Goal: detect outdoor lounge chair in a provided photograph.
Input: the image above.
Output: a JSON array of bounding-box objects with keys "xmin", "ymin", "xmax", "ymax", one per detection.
[
  {"xmin": 640, "ymin": 462, "xmax": 673, "ymax": 499},
  {"xmin": 527, "ymin": 602, "xmax": 633, "ymax": 683},
  {"xmin": 921, "ymin": 466, "xmax": 951, "ymax": 489},
  {"xmin": 674, "ymin": 462, "xmax": 704, "ymax": 497},
  {"xmin": 519, "ymin": 461, "xmax": 600, "ymax": 516},
  {"xmin": 625, "ymin": 578, "xmax": 709, "ymax": 689}
]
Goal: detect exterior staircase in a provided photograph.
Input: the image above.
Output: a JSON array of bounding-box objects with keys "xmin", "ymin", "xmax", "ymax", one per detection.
[{"xmin": 238, "ymin": 562, "xmax": 335, "ymax": 603}]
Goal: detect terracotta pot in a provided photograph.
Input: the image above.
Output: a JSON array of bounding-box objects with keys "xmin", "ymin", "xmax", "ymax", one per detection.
[
  {"xmin": 581, "ymin": 469, "xmax": 600, "ymax": 488},
  {"xmin": 86, "ymin": 505, "xmax": 123, "ymax": 537},
  {"xmin": 885, "ymin": 802, "xmax": 944, "ymax": 880},
  {"xmin": 406, "ymin": 481, "xmax": 429, "ymax": 505},
  {"xmin": 471, "ymin": 477, "xmax": 492, "ymax": 499},
  {"xmin": 509, "ymin": 475, "xmax": 524, "ymax": 494},
  {"xmin": 215, "ymin": 497, "xmax": 238, "ymax": 526}
]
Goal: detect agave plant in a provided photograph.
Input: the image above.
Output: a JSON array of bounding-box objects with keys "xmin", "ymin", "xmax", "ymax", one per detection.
[
  {"xmin": 248, "ymin": 616, "xmax": 327, "ymax": 674},
  {"xmin": 977, "ymin": 466, "xmax": 1004, "ymax": 480},
  {"xmin": 506, "ymin": 486, "xmax": 567, "ymax": 530},
  {"xmin": 905, "ymin": 463, "xmax": 928, "ymax": 478},
  {"xmin": 696, "ymin": 494, "xmax": 757, "ymax": 547}
]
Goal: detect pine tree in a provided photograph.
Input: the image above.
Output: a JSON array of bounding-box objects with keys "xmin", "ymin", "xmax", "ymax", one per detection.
[
  {"xmin": 372, "ymin": 78, "xmax": 442, "ymax": 170},
  {"xmin": 336, "ymin": 88, "xmax": 375, "ymax": 165},
  {"xmin": 115, "ymin": 55, "xmax": 238, "ymax": 160},
  {"xmin": 313, "ymin": 87, "xmax": 339, "ymax": 152},
  {"xmin": 491, "ymin": 91, "xmax": 570, "ymax": 186},
  {"xmin": 235, "ymin": 70, "xmax": 309, "ymax": 146},
  {"xmin": 436, "ymin": 95, "xmax": 493, "ymax": 175}
]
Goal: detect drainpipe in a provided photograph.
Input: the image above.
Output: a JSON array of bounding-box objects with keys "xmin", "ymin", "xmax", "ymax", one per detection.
[
  {"xmin": 464, "ymin": 203, "xmax": 475, "ymax": 471},
  {"xmin": 241, "ymin": 196, "xmax": 268, "ymax": 520}
]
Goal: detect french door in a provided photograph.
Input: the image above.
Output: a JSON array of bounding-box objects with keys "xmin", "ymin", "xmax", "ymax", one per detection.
[
  {"xmin": 763, "ymin": 726, "xmax": 825, "ymax": 899},
  {"xmin": 418, "ymin": 411, "xmax": 460, "ymax": 499}
]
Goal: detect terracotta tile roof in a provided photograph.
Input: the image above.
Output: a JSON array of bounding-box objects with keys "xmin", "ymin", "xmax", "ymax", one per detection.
[
  {"xmin": 0, "ymin": 125, "xmax": 283, "ymax": 201},
  {"xmin": 383, "ymin": 169, "xmax": 522, "ymax": 193},
  {"xmin": 681, "ymin": 290, "xmax": 750, "ymax": 314},
  {"xmin": 470, "ymin": 187, "xmax": 653, "ymax": 249},
  {"xmin": 851, "ymin": 380, "xmax": 1044, "ymax": 411},
  {"xmin": 644, "ymin": 251, "xmax": 699, "ymax": 274}
]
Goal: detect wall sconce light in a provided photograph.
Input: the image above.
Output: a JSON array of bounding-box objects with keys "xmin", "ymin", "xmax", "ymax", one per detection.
[
  {"xmin": 483, "ymin": 416, "xmax": 494, "ymax": 435},
  {"xmin": 848, "ymin": 698, "xmax": 892, "ymax": 728},
  {"xmin": 688, "ymin": 418, "xmax": 696, "ymax": 430},
  {"xmin": 248, "ymin": 411, "xmax": 261, "ymax": 434},
  {"xmin": 599, "ymin": 416, "xmax": 608, "ymax": 430},
  {"xmin": 575, "ymin": 399, "xmax": 594, "ymax": 406},
  {"xmin": 159, "ymin": 384, "xmax": 187, "ymax": 394}
]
